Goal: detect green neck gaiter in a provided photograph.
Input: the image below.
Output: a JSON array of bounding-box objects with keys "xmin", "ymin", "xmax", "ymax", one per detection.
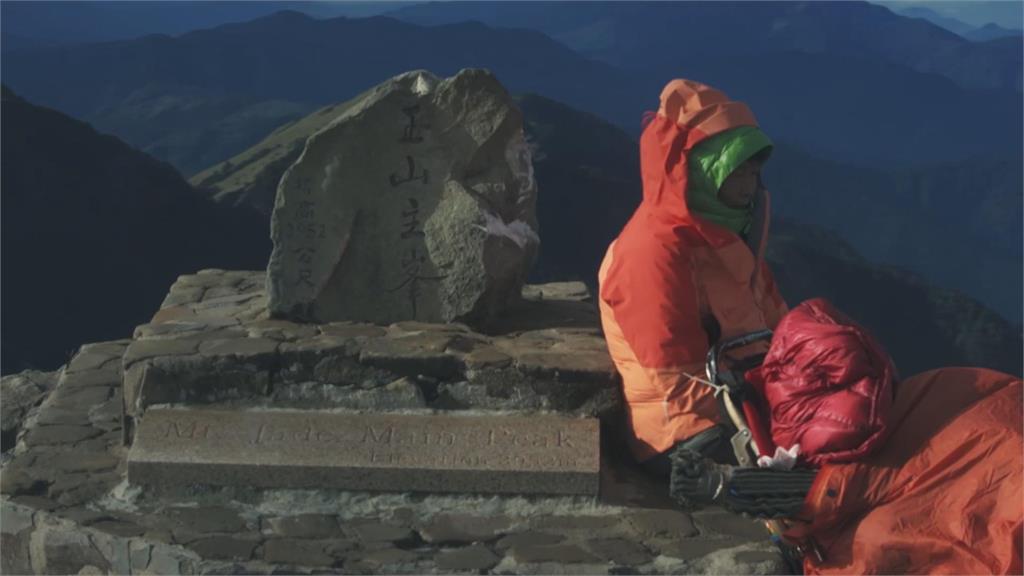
[{"xmin": 687, "ymin": 126, "xmax": 773, "ymax": 235}]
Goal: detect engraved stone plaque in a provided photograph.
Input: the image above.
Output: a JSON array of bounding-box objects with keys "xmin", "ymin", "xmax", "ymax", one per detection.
[{"xmin": 128, "ymin": 409, "xmax": 599, "ymax": 495}]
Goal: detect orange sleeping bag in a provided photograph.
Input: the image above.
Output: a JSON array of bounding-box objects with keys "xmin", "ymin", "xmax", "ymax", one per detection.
[{"xmin": 784, "ymin": 367, "xmax": 1023, "ymax": 574}]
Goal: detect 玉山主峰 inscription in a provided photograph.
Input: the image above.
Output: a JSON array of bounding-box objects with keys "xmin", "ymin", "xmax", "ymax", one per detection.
[{"xmin": 385, "ymin": 103, "xmax": 450, "ymax": 319}]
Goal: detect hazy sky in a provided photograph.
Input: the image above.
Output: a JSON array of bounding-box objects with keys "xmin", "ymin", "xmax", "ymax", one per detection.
[{"xmin": 874, "ymin": 1, "xmax": 1023, "ymax": 29}]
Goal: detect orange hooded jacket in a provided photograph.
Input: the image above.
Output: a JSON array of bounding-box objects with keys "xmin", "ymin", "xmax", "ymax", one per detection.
[{"xmin": 598, "ymin": 79, "xmax": 788, "ymax": 462}]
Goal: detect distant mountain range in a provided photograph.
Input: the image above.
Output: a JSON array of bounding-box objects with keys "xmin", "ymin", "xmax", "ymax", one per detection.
[
  {"xmin": 191, "ymin": 89, "xmax": 1022, "ymax": 377},
  {"xmin": 389, "ymin": 1, "xmax": 1023, "ymax": 93},
  {"xmin": 0, "ymin": 86, "xmax": 270, "ymax": 375},
  {"xmin": 0, "ymin": 1, "xmax": 413, "ymax": 48},
  {"xmin": 3, "ymin": 9, "xmax": 1020, "ymax": 173},
  {"xmin": 964, "ymin": 23, "xmax": 1024, "ymax": 42},
  {"xmin": 895, "ymin": 6, "xmax": 1022, "ymax": 40}
]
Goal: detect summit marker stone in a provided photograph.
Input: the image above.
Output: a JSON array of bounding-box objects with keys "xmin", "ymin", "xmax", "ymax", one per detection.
[{"xmin": 266, "ymin": 69, "xmax": 539, "ymax": 326}]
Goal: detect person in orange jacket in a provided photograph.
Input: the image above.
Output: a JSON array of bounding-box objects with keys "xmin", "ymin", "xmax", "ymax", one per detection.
[{"xmin": 598, "ymin": 79, "xmax": 788, "ymax": 475}]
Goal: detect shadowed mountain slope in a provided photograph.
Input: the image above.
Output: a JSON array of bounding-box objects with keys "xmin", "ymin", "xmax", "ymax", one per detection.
[{"xmin": 0, "ymin": 86, "xmax": 270, "ymax": 374}]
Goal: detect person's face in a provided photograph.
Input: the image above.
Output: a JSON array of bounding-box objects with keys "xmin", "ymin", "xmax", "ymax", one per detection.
[{"xmin": 718, "ymin": 159, "xmax": 763, "ymax": 209}]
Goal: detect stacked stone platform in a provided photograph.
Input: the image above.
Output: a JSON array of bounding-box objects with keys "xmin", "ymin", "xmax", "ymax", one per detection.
[{"xmin": 1, "ymin": 269, "xmax": 786, "ymax": 574}]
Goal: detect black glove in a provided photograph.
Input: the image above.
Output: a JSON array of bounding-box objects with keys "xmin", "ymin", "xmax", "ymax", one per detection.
[{"xmin": 670, "ymin": 447, "xmax": 816, "ymax": 518}]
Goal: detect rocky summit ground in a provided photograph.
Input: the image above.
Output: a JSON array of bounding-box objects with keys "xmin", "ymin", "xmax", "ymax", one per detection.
[{"xmin": 1, "ymin": 269, "xmax": 789, "ymax": 575}]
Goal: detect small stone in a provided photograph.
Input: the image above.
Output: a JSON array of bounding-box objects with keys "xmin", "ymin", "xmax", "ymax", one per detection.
[
  {"xmin": 199, "ymin": 338, "xmax": 279, "ymax": 358},
  {"xmin": 734, "ymin": 549, "xmax": 784, "ymax": 565},
  {"xmin": 522, "ymin": 282, "xmax": 592, "ymax": 302},
  {"xmin": 278, "ymin": 335, "xmax": 355, "ymax": 359},
  {"xmin": 49, "ymin": 385, "xmax": 112, "ymax": 408},
  {"xmin": 495, "ymin": 532, "xmax": 564, "ymax": 551},
  {"xmin": 53, "ymin": 477, "xmax": 117, "ymax": 507},
  {"xmin": 187, "ymin": 535, "xmax": 259, "ymax": 561},
  {"xmin": 62, "ymin": 508, "xmax": 115, "ymax": 525},
  {"xmin": 419, "ymin": 514, "xmax": 512, "ymax": 545},
  {"xmin": 262, "ymin": 539, "xmax": 335, "ymax": 566},
  {"xmin": 204, "ymin": 286, "xmax": 242, "ymax": 300},
  {"xmin": 30, "ymin": 526, "xmax": 110, "ymax": 574},
  {"xmin": 435, "ymin": 544, "xmax": 500, "ymax": 572},
  {"xmin": 508, "ymin": 544, "xmax": 599, "ymax": 564},
  {"xmin": 349, "ymin": 521, "xmax": 418, "ymax": 546},
  {"xmin": 123, "ymin": 339, "xmax": 199, "ymax": 366},
  {"xmin": 151, "ymin": 305, "xmax": 199, "ymax": 323},
  {"xmin": 164, "ymin": 506, "xmax": 248, "ymax": 533},
  {"xmin": 2, "ymin": 370, "xmax": 59, "ymax": 444},
  {"xmin": 147, "ymin": 543, "xmax": 190, "ymax": 574},
  {"xmin": 1, "ymin": 501, "xmax": 36, "ymax": 534},
  {"xmin": 162, "ymin": 287, "xmax": 205, "ymax": 307},
  {"xmin": 514, "ymin": 350, "xmax": 616, "ymax": 383},
  {"xmin": 530, "ymin": 515, "xmax": 622, "ymax": 532},
  {"xmin": 319, "ymin": 323, "xmax": 387, "ymax": 339},
  {"xmin": 66, "ymin": 351, "xmax": 118, "ymax": 373},
  {"xmin": 263, "ymin": 515, "xmax": 342, "ymax": 539},
  {"xmin": 352, "ymin": 546, "xmax": 419, "ymax": 569},
  {"xmin": 462, "ymin": 347, "xmax": 513, "ymax": 369},
  {"xmin": 649, "ymin": 537, "xmax": 729, "ymax": 560},
  {"xmin": 88, "ymin": 400, "xmax": 122, "ymax": 427},
  {"xmin": 47, "ymin": 452, "xmax": 120, "ymax": 473},
  {"xmin": 193, "ymin": 292, "xmax": 262, "ymax": 311},
  {"xmin": 325, "ymin": 539, "xmax": 358, "ymax": 558},
  {"xmin": 24, "ymin": 425, "xmax": 103, "ymax": 447},
  {"xmin": 73, "ymin": 434, "xmax": 120, "ymax": 454},
  {"xmin": 389, "ymin": 321, "xmax": 471, "ymax": 334},
  {"xmin": 60, "ymin": 369, "xmax": 120, "ymax": 389},
  {"xmin": 78, "ymin": 341, "xmax": 130, "ymax": 355},
  {"xmin": 0, "ymin": 464, "xmax": 48, "ymax": 496},
  {"xmin": 91, "ymin": 520, "xmax": 146, "ymax": 538},
  {"xmin": 626, "ymin": 509, "xmax": 698, "ymax": 539},
  {"xmin": 693, "ymin": 510, "xmax": 770, "ymax": 540},
  {"xmin": 358, "ymin": 335, "xmax": 462, "ymax": 380},
  {"xmin": 1, "ymin": 505, "xmax": 34, "ymax": 575},
  {"xmin": 390, "ymin": 508, "xmax": 416, "ymax": 524},
  {"xmin": 584, "ymin": 538, "xmax": 651, "ymax": 566},
  {"xmin": 35, "ymin": 407, "xmax": 94, "ymax": 426},
  {"xmin": 129, "ymin": 541, "xmax": 153, "ymax": 572},
  {"xmin": 246, "ymin": 320, "xmax": 319, "ymax": 342},
  {"xmin": 10, "ymin": 495, "xmax": 61, "ymax": 511}
]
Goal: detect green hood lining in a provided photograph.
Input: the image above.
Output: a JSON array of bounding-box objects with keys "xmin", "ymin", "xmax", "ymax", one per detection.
[{"xmin": 687, "ymin": 126, "xmax": 773, "ymax": 235}]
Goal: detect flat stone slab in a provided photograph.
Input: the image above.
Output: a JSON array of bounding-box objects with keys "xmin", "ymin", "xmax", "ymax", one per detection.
[{"xmin": 128, "ymin": 409, "xmax": 599, "ymax": 495}]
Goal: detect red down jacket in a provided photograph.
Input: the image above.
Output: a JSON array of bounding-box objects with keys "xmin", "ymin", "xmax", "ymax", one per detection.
[{"xmin": 745, "ymin": 299, "xmax": 896, "ymax": 466}]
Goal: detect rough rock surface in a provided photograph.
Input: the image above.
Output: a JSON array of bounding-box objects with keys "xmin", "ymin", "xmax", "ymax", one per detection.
[
  {"xmin": 0, "ymin": 269, "xmax": 785, "ymax": 575},
  {"xmin": 1, "ymin": 369, "xmax": 61, "ymax": 453},
  {"xmin": 266, "ymin": 68, "xmax": 539, "ymax": 327}
]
